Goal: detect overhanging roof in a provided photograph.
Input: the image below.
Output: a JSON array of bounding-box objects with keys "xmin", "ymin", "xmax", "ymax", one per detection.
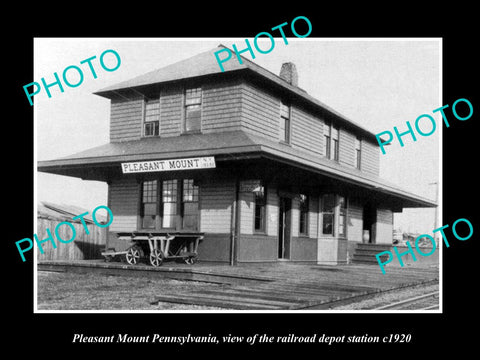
[{"xmin": 38, "ymin": 130, "xmax": 435, "ymax": 208}]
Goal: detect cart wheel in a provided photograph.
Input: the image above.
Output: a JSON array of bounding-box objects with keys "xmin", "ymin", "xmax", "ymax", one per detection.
[
  {"xmin": 104, "ymin": 255, "xmax": 113, "ymax": 262},
  {"xmin": 126, "ymin": 245, "xmax": 142, "ymax": 265},
  {"xmin": 184, "ymin": 254, "xmax": 198, "ymax": 265},
  {"xmin": 149, "ymin": 249, "xmax": 165, "ymax": 267}
]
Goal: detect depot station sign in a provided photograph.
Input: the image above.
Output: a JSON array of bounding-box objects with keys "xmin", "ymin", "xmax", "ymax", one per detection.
[{"xmin": 121, "ymin": 156, "xmax": 216, "ymax": 174}]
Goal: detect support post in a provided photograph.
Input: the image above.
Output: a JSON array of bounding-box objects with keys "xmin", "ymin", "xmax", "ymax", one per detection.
[{"xmin": 230, "ymin": 177, "xmax": 241, "ymax": 266}]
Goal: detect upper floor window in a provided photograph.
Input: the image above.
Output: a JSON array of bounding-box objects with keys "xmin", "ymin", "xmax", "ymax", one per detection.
[
  {"xmin": 184, "ymin": 87, "xmax": 202, "ymax": 132},
  {"xmin": 324, "ymin": 122, "xmax": 339, "ymax": 161},
  {"xmin": 332, "ymin": 126, "xmax": 339, "ymax": 161},
  {"xmin": 144, "ymin": 99, "xmax": 160, "ymax": 137},
  {"xmin": 354, "ymin": 137, "xmax": 361, "ymax": 169},
  {"xmin": 279, "ymin": 101, "xmax": 291, "ymax": 143},
  {"xmin": 298, "ymin": 194, "xmax": 309, "ymax": 235}
]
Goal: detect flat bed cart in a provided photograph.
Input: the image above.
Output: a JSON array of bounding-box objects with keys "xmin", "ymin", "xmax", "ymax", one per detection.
[{"xmin": 102, "ymin": 232, "xmax": 204, "ymax": 267}]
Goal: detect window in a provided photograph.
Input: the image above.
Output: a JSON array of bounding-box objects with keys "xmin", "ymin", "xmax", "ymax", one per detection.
[
  {"xmin": 141, "ymin": 179, "xmax": 199, "ymax": 230},
  {"xmin": 324, "ymin": 123, "xmax": 331, "ymax": 159},
  {"xmin": 254, "ymin": 183, "xmax": 266, "ymax": 232},
  {"xmin": 141, "ymin": 180, "xmax": 157, "ymax": 229},
  {"xmin": 182, "ymin": 179, "xmax": 199, "ymax": 230},
  {"xmin": 338, "ymin": 196, "xmax": 347, "ymax": 237},
  {"xmin": 279, "ymin": 101, "xmax": 290, "ymax": 143},
  {"xmin": 185, "ymin": 87, "xmax": 202, "ymax": 132},
  {"xmin": 332, "ymin": 126, "xmax": 339, "ymax": 161},
  {"xmin": 299, "ymin": 194, "xmax": 309, "ymax": 235},
  {"xmin": 324, "ymin": 122, "xmax": 339, "ymax": 161},
  {"xmin": 354, "ymin": 137, "xmax": 361, "ymax": 169},
  {"xmin": 144, "ymin": 99, "xmax": 160, "ymax": 136},
  {"xmin": 322, "ymin": 194, "xmax": 335, "ymax": 235},
  {"xmin": 162, "ymin": 180, "xmax": 177, "ymax": 228}
]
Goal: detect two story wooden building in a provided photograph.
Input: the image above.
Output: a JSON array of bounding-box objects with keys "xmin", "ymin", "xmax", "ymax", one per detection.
[{"xmin": 38, "ymin": 44, "xmax": 436, "ymax": 265}]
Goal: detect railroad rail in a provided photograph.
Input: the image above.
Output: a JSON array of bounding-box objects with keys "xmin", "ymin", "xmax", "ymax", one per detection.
[
  {"xmin": 372, "ymin": 291, "xmax": 439, "ymax": 310},
  {"xmin": 38, "ymin": 260, "xmax": 439, "ymax": 311},
  {"xmin": 294, "ymin": 279, "xmax": 439, "ymax": 310}
]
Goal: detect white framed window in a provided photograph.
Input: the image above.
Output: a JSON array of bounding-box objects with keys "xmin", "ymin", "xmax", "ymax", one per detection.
[
  {"xmin": 322, "ymin": 194, "xmax": 335, "ymax": 235},
  {"xmin": 280, "ymin": 101, "xmax": 291, "ymax": 143},
  {"xmin": 354, "ymin": 137, "xmax": 361, "ymax": 169},
  {"xmin": 144, "ymin": 99, "xmax": 160, "ymax": 137},
  {"xmin": 184, "ymin": 87, "xmax": 202, "ymax": 132},
  {"xmin": 321, "ymin": 194, "xmax": 348, "ymax": 237},
  {"xmin": 332, "ymin": 126, "xmax": 339, "ymax": 161},
  {"xmin": 324, "ymin": 122, "xmax": 339, "ymax": 161}
]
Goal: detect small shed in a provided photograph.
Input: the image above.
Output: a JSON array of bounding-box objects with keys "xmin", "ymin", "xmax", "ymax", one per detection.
[{"xmin": 37, "ymin": 202, "xmax": 107, "ymax": 261}]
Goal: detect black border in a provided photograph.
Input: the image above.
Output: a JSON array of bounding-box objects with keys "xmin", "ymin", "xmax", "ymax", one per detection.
[{"xmin": 7, "ymin": 7, "xmax": 478, "ymax": 355}]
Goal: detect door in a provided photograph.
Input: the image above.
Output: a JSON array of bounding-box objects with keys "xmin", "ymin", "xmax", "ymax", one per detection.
[
  {"xmin": 278, "ymin": 197, "xmax": 292, "ymax": 259},
  {"xmin": 363, "ymin": 203, "xmax": 376, "ymax": 244}
]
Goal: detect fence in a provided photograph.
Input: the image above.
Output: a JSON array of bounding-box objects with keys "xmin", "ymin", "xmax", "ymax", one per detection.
[{"xmin": 36, "ymin": 216, "xmax": 106, "ymax": 261}]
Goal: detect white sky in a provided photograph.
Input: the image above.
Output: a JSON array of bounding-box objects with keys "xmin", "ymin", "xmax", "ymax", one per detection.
[{"xmin": 35, "ymin": 38, "xmax": 441, "ymax": 234}]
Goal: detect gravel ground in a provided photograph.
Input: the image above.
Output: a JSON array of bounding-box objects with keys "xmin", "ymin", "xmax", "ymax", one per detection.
[
  {"xmin": 37, "ymin": 265, "xmax": 439, "ymax": 311},
  {"xmin": 37, "ymin": 271, "xmax": 225, "ymax": 310}
]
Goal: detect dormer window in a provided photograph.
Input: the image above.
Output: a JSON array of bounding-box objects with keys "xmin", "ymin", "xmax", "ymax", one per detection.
[{"xmin": 144, "ymin": 98, "xmax": 160, "ymax": 137}]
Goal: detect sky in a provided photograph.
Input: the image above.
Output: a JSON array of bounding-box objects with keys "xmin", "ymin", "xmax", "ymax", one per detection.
[{"xmin": 34, "ymin": 38, "xmax": 441, "ymax": 234}]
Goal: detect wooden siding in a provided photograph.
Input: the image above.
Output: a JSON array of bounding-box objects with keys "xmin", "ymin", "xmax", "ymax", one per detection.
[
  {"xmin": 266, "ymin": 186, "xmax": 278, "ymax": 237},
  {"xmin": 159, "ymin": 86, "xmax": 183, "ymax": 137},
  {"xmin": 308, "ymin": 196, "xmax": 318, "ymax": 239},
  {"xmin": 239, "ymin": 191, "xmax": 254, "ymax": 235},
  {"xmin": 291, "ymin": 237, "xmax": 317, "ymax": 262},
  {"xmin": 197, "ymin": 233, "xmax": 231, "ymax": 263},
  {"xmin": 347, "ymin": 198, "xmax": 363, "ymax": 242},
  {"xmin": 202, "ymin": 81, "xmax": 242, "ymax": 133},
  {"xmin": 110, "ymin": 98, "xmax": 143, "ymax": 142},
  {"xmin": 377, "ymin": 207, "xmax": 393, "ymax": 224},
  {"xmin": 339, "ymin": 128, "xmax": 355, "ymax": 167},
  {"xmin": 37, "ymin": 218, "xmax": 106, "ymax": 260},
  {"xmin": 107, "ymin": 78, "xmax": 381, "ymax": 179},
  {"xmin": 361, "ymin": 140, "xmax": 380, "ymax": 175},
  {"xmin": 291, "ymin": 197, "xmax": 299, "ymax": 238},
  {"xmin": 240, "ymin": 82, "xmax": 279, "ymax": 141},
  {"xmin": 200, "ymin": 179, "xmax": 234, "ymax": 233},
  {"xmin": 291, "ymin": 194, "xmax": 318, "ymax": 239},
  {"xmin": 291, "ymin": 107, "xmax": 323, "ymax": 155},
  {"xmin": 238, "ymin": 234, "xmax": 277, "ymax": 262},
  {"xmin": 108, "ymin": 178, "xmax": 139, "ymax": 232},
  {"xmin": 375, "ymin": 207, "xmax": 393, "ymax": 245}
]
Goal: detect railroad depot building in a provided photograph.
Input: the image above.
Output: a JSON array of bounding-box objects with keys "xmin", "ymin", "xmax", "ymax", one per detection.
[{"xmin": 38, "ymin": 45, "xmax": 436, "ymax": 265}]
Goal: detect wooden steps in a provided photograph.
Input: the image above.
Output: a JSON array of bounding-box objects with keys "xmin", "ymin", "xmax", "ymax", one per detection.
[{"xmin": 351, "ymin": 243, "xmax": 393, "ymax": 265}]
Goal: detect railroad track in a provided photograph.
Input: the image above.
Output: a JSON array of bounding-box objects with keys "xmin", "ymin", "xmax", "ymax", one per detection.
[
  {"xmin": 151, "ymin": 281, "xmax": 440, "ymax": 310},
  {"xmin": 39, "ymin": 260, "xmax": 439, "ymax": 311},
  {"xmin": 372, "ymin": 291, "xmax": 439, "ymax": 310}
]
